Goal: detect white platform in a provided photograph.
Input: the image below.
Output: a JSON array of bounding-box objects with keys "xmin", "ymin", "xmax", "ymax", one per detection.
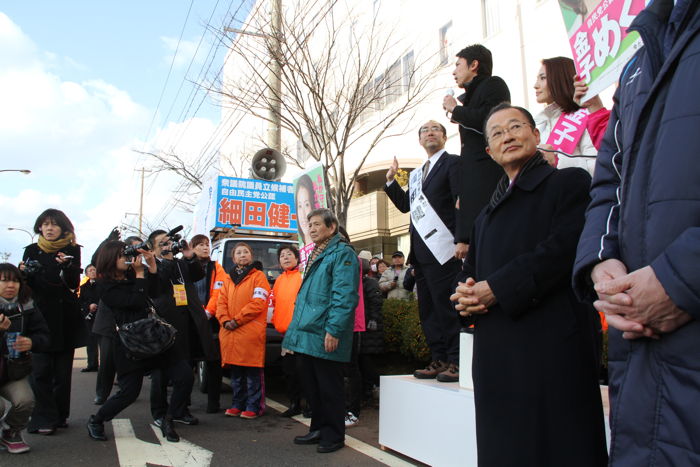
[{"xmin": 379, "ymin": 375, "xmax": 478, "ymax": 466}]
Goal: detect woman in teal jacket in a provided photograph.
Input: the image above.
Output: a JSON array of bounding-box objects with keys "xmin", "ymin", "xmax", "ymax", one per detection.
[{"xmin": 283, "ymin": 208, "xmax": 359, "ymax": 454}]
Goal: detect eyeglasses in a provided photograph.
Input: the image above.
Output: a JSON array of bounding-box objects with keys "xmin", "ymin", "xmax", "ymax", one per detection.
[
  {"xmin": 487, "ymin": 121, "xmax": 531, "ymax": 142},
  {"xmin": 419, "ymin": 125, "xmax": 443, "ymax": 134}
]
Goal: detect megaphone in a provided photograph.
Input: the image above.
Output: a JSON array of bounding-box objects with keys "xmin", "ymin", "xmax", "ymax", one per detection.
[{"xmin": 250, "ymin": 147, "xmax": 286, "ymax": 181}]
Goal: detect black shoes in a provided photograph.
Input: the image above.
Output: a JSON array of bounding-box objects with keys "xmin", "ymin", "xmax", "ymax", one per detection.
[
  {"xmin": 160, "ymin": 417, "xmax": 180, "ymax": 443},
  {"xmin": 81, "ymin": 367, "xmax": 98, "ymax": 373},
  {"xmin": 302, "ymin": 407, "xmax": 312, "ymax": 418},
  {"xmin": 205, "ymin": 405, "xmax": 220, "ymax": 414},
  {"xmin": 317, "ymin": 442, "xmax": 344, "ymax": 453},
  {"xmin": 87, "ymin": 415, "xmax": 107, "ymax": 441},
  {"xmin": 173, "ymin": 413, "xmax": 199, "ymax": 425},
  {"xmin": 293, "ymin": 430, "xmax": 321, "ymax": 445},
  {"xmin": 94, "ymin": 396, "xmax": 105, "ymax": 405},
  {"xmin": 280, "ymin": 401, "xmax": 302, "ymax": 418}
]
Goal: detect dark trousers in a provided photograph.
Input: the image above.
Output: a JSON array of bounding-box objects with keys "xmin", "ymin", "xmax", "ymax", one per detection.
[
  {"xmin": 28, "ymin": 349, "xmax": 75, "ymax": 430},
  {"xmin": 205, "ymin": 359, "xmax": 223, "ymax": 409},
  {"xmin": 414, "ymin": 259, "xmax": 461, "ymax": 364},
  {"xmin": 345, "ymin": 332, "xmax": 363, "ymax": 417},
  {"xmin": 299, "ymin": 353, "xmax": 345, "ymax": 445},
  {"xmin": 96, "ymin": 336, "xmax": 116, "ymax": 400},
  {"xmin": 149, "ymin": 359, "xmax": 195, "ymax": 420},
  {"xmin": 85, "ymin": 325, "xmax": 99, "ymax": 369},
  {"xmin": 96, "ymin": 359, "xmax": 191, "ymax": 423},
  {"xmin": 282, "ymin": 353, "xmax": 302, "ymax": 404},
  {"xmin": 230, "ymin": 365, "xmax": 264, "ymax": 414}
]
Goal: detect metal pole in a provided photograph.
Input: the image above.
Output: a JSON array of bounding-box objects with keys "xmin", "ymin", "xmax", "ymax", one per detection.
[
  {"xmin": 268, "ymin": 0, "xmax": 282, "ymax": 151},
  {"xmin": 139, "ymin": 168, "xmax": 145, "ymax": 235}
]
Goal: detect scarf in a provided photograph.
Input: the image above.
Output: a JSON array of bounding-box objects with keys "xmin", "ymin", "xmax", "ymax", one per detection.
[
  {"xmin": 305, "ymin": 236, "xmax": 332, "ymax": 273},
  {"xmin": 38, "ymin": 232, "xmax": 75, "ymax": 254},
  {"xmin": 229, "ymin": 261, "xmax": 262, "ymax": 285},
  {"xmin": 489, "ymin": 152, "xmax": 549, "ymax": 209}
]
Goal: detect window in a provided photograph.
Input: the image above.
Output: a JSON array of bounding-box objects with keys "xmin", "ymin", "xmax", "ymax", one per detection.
[
  {"xmin": 374, "ymin": 73, "xmax": 386, "ymax": 111},
  {"xmin": 482, "ymin": 0, "xmax": 501, "ymax": 37},
  {"xmin": 439, "ymin": 21, "xmax": 453, "ymax": 66},
  {"xmin": 359, "ymin": 81, "xmax": 373, "ymax": 122},
  {"xmin": 402, "ymin": 50, "xmax": 415, "ymax": 93},
  {"xmin": 385, "ymin": 59, "xmax": 402, "ymax": 105}
]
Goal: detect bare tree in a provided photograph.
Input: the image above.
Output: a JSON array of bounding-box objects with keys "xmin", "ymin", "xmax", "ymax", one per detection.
[{"xmin": 210, "ymin": 0, "xmax": 442, "ymax": 224}]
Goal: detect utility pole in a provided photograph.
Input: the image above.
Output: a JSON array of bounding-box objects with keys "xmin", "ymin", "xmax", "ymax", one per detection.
[
  {"xmin": 136, "ymin": 168, "xmax": 152, "ymax": 236},
  {"xmin": 269, "ymin": 0, "xmax": 282, "ymax": 152}
]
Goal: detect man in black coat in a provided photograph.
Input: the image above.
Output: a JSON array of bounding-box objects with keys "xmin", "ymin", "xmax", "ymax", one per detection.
[
  {"xmin": 384, "ymin": 120, "xmax": 462, "ymax": 382},
  {"xmin": 443, "ymin": 44, "xmax": 510, "ymax": 256},
  {"xmin": 451, "ymin": 104, "xmax": 606, "ymax": 466}
]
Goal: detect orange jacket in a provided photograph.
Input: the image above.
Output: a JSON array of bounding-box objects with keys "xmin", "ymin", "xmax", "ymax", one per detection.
[
  {"xmin": 271, "ymin": 268, "xmax": 302, "ymax": 334},
  {"xmin": 205, "ymin": 261, "xmax": 227, "ymax": 315},
  {"xmin": 216, "ymin": 268, "xmax": 270, "ymax": 368}
]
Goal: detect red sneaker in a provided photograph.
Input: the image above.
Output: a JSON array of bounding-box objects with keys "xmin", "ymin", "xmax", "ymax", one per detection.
[
  {"xmin": 240, "ymin": 411, "xmax": 258, "ymax": 419},
  {"xmin": 225, "ymin": 408, "xmax": 242, "ymax": 417}
]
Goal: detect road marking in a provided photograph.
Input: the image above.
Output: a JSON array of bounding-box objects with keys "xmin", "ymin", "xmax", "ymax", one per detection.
[
  {"xmin": 112, "ymin": 419, "xmax": 213, "ymax": 467},
  {"xmin": 266, "ymin": 398, "xmax": 414, "ymax": 467}
]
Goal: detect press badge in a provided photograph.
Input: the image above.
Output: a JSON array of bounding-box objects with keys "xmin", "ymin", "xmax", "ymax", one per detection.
[{"xmin": 173, "ymin": 283, "xmax": 188, "ymax": 306}]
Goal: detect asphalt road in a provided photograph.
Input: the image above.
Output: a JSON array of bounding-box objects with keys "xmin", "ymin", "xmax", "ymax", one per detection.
[{"xmin": 9, "ymin": 349, "xmax": 419, "ymax": 467}]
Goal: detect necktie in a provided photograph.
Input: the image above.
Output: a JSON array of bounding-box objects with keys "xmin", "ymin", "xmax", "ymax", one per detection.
[{"xmin": 422, "ymin": 160, "xmax": 430, "ymax": 183}]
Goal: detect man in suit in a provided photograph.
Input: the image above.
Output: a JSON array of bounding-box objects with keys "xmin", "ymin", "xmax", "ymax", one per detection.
[
  {"xmin": 442, "ymin": 44, "xmax": 510, "ymax": 257},
  {"xmin": 384, "ymin": 120, "xmax": 462, "ymax": 382}
]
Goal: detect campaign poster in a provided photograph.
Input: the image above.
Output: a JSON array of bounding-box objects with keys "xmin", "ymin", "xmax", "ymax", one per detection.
[
  {"xmin": 215, "ymin": 176, "xmax": 297, "ymax": 234},
  {"xmin": 292, "ymin": 162, "xmax": 331, "ymax": 272},
  {"xmin": 558, "ymin": 0, "xmax": 648, "ymax": 101}
]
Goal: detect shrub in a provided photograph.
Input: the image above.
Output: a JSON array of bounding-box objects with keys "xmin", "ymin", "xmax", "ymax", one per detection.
[{"xmin": 382, "ymin": 298, "xmax": 430, "ymax": 362}]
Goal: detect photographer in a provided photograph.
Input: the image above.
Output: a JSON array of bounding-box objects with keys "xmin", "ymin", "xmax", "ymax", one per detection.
[
  {"xmin": 0, "ymin": 263, "xmax": 50, "ymax": 454},
  {"xmin": 147, "ymin": 229, "xmax": 216, "ymax": 428},
  {"xmin": 79, "ymin": 264, "xmax": 100, "ymax": 372},
  {"xmin": 378, "ymin": 252, "xmax": 410, "ymax": 300},
  {"xmin": 86, "ymin": 241, "xmax": 185, "ymax": 442},
  {"xmin": 21, "ymin": 208, "xmax": 86, "ymax": 435}
]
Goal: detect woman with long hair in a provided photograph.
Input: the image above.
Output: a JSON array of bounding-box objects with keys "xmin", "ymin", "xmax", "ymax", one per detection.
[
  {"xmin": 86, "ymin": 241, "xmax": 187, "ymax": 443},
  {"xmin": 217, "ymin": 242, "xmax": 270, "ymax": 419},
  {"xmin": 0, "ymin": 263, "xmax": 50, "ymax": 453},
  {"xmin": 295, "ymin": 175, "xmax": 315, "ymax": 246},
  {"xmin": 533, "ymin": 56, "xmax": 608, "ymax": 175},
  {"xmin": 22, "ymin": 208, "xmax": 86, "ymax": 435}
]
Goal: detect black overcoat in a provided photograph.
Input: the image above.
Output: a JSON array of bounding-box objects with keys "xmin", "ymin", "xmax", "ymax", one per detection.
[
  {"xmin": 23, "ymin": 243, "xmax": 87, "ymax": 352},
  {"xmin": 152, "ymin": 258, "xmax": 217, "ymax": 361},
  {"xmin": 461, "ymin": 164, "xmax": 607, "ymax": 466},
  {"xmin": 450, "ymin": 74, "xmax": 510, "ymax": 243}
]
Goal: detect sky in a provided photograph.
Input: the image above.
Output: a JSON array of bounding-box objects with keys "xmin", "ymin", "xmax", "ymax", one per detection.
[{"xmin": 0, "ymin": 1, "xmax": 251, "ymax": 265}]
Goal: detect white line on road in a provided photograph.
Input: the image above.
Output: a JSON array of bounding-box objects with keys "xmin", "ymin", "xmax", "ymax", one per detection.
[
  {"xmin": 112, "ymin": 418, "xmax": 213, "ymax": 467},
  {"xmin": 266, "ymin": 398, "xmax": 414, "ymax": 467}
]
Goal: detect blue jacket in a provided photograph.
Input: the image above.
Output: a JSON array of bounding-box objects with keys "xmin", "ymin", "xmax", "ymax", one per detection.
[
  {"xmin": 282, "ymin": 234, "xmax": 359, "ymax": 362},
  {"xmin": 574, "ymin": 1, "xmax": 700, "ymax": 464}
]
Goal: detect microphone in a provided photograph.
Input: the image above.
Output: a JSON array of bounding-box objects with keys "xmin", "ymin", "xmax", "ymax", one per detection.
[
  {"xmin": 165, "ymin": 225, "xmax": 184, "ymax": 238},
  {"xmin": 446, "ymin": 88, "xmax": 454, "ymax": 97}
]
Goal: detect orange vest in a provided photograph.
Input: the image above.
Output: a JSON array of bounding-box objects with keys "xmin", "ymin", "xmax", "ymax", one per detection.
[
  {"xmin": 271, "ymin": 268, "xmax": 302, "ymax": 334},
  {"xmin": 206, "ymin": 261, "xmax": 227, "ymax": 315},
  {"xmin": 216, "ymin": 268, "xmax": 270, "ymax": 368}
]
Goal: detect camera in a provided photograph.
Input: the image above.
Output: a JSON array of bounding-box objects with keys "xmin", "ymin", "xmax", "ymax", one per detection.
[
  {"xmin": 123, "ymin": 241, "xmax": 151, "ymax": 257},
  {"xmin": 394, "ymin": 275, "xmax": 399, "ymax": 282},
  {"xmin": 23, "ymin": 259, "xmax": 43, "ymax": 276},
  {"xmin": 0, "ymin": 302, "xmax": 21, "ymax": 315},
  {"xmin": 170, "ymin": 239, "xmax": 189, "ymax": 255}
]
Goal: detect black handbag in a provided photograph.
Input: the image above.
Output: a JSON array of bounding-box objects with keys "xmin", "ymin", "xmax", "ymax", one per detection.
[{"xmin": 117, "ymin": 301, "xmax": 177, "ymax": 361}]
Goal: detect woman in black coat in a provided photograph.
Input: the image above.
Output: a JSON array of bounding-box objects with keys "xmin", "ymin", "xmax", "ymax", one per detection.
[
  {"xmin": 21, "ymin": 208, "xmax": 86, "ymax": 434},
  {"xmin": 452, "ymin": 104, "xmax": 607, "ymax": 466},
  {"xmin": 87, "ymin": 240, "xmax": 186, "ymax": 443}
]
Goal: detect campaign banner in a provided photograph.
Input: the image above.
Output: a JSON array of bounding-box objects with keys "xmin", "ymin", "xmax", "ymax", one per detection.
[
  {"xmin": 558, "ymin": 0, "xmax": 648, "ymax": 101},
  {"xmin": 292, "ymin": 162, "xmax": 332, "ymax": 272},
  {"xmin": 215, "ymin": 176, "xmax": 297, "ymax": 234}
]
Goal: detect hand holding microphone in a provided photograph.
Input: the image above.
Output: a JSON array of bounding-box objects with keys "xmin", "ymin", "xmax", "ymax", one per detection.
[{"xmin": 443, "ymin": 88, "xmax": 458, "ymax": 115}]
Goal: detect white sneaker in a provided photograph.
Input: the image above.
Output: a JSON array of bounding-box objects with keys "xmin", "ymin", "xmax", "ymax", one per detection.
[{"xmin": 344, "ymin": 412, "xmax": 358, "ymax": 427}]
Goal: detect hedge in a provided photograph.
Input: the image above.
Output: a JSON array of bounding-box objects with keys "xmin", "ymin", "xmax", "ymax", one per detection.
[{"xmin": 382, "ymin": 297, "xmax": 430, "ymax": 361}]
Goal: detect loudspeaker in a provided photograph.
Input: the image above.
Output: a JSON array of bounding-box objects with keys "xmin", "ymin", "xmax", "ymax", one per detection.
[{"xmin": 250, "ymin": 148, "xmax": 286, "ymax": 181}]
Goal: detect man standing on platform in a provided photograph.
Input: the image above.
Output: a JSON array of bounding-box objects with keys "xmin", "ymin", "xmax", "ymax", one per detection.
[
  {"xmin": 442, "ymin": 44, "xmax": 510, "ymax": 256},
  {"xmin": 385, "ymin": 121, "xmax": 462, "ymax": 382}
]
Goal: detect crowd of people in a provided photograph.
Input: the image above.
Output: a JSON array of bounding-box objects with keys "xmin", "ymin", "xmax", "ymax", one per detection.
[{"xmin": 1, "ymin": 2, "xmax": 698, "ymax": 463}]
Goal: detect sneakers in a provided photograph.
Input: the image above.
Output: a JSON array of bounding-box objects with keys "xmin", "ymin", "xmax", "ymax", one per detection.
[
  {"xmin": 413, "ymin": 360, "xmax": 449, "ymax": 379},
  {"xmin": 1, "ymin": 429, "xmax": 30, "ymax": 454},
  {"xmin": 225, "ymin": 408, "xmax": 242, "ymax": 417},
  {"xmin": 240, "ymin": 411, "xmax": 258, "ymax": 419},
  {"xmin": 173, "ymin": 413, "xmax": 199, "ymax": 425},
  {"xmin": 436, "ymin": 363, "xmax": 459, "ymax": 383},
  {"xmin": 344, "ymin": 412, "xmax": 358, "ymax": 427}
]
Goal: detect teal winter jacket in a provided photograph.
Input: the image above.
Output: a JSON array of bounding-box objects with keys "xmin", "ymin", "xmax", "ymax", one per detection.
[{"xmin": 282, "ymin": 234, "xmax": 359, "ymax": 362}]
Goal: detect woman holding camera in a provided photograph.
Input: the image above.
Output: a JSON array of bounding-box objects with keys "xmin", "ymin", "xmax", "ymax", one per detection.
[
  {"xmin": 0, "ymin": 263, "xmax": 50, "ymax": 453},
  {"xmin": 218, "ymin": 242, "xmax": 270, "ymax": 419},
  {"xmin": 87, "ymin": 240, "xmax": 188, "ymax": 442},
  {"xmin": 22, "ymin": 208, "xmax": 86, "ymax": 435}
]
